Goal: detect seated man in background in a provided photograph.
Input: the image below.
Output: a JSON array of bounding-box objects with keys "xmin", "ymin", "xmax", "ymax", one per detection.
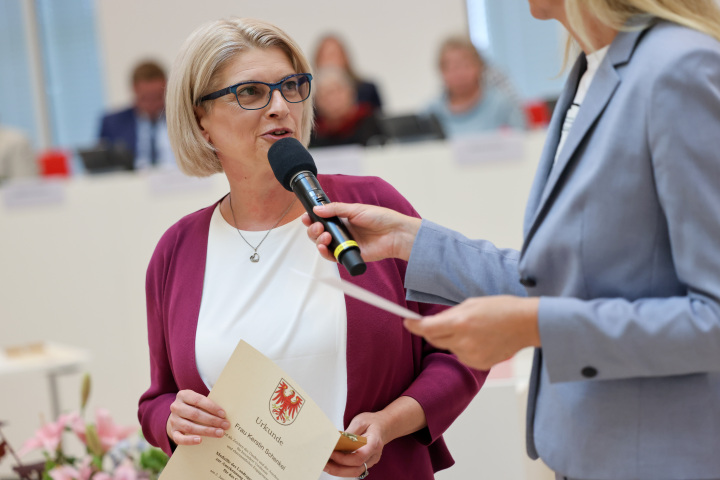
[
  {"xmin": 0, "ymin": 122, "xmax": 36, "ymax": 182},
  {"xmin": 310, "ymin": 67, "xmax": 383, "ymax": 148},
  {"xmin": 426, "ymin": 36, "xmax": 525, "ymax": 138},
  {"xmin": 98, "ymin": 60, "xmax": 175, "ymax": 169}
]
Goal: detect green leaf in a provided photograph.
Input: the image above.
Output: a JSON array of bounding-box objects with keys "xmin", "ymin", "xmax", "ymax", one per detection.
[
  {"xmin": 42, "ymin": 459, "xmax": 57, "ymax": 480},
  {"xmin": 139, "ymin": 448, "xmax": 169, "ymax": 473}
]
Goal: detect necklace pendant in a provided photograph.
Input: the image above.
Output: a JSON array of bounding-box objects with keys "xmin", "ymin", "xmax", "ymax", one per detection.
[{"xmin": 228, "ymin": 193, "xmax": 296, "ymax": 266}]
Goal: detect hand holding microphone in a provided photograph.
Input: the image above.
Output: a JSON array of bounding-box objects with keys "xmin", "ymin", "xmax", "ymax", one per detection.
[
  {"xmin": 304, "ymin": 202, "xmax": 421, "ymax": 264},
  {"xmin": 267, "ymin": 138, "xmax": 421, "ymax": 267},
  {"xmin": 268, "ymin": 138, "xmax": 368, "ymax": 275}
]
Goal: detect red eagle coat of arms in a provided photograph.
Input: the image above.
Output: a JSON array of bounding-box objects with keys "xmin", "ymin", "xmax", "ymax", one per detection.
[{"xmin": 270, "ymin": 378, "xmax": 304, "ymax": 425}]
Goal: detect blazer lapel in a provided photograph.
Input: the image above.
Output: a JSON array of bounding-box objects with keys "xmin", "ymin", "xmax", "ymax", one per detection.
[
  {"xmin": 522, "ymin": 54, "xmax": 585, "ymax": 239},
  {"xmin": 539, "ymin": 64, "xmax": 619, "ymax": 204},
  {"xmin": 521, "ymin": 27, "xmax": 646, "ymax": 253}
]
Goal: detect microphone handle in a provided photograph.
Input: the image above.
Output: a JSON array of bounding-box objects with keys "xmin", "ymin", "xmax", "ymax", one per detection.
[{"xmin": 291, "ymin": 172, "xmax": 366, "ymax": 276}]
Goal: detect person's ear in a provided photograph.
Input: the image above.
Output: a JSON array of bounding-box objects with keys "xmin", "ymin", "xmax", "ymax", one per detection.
[{"xmin": 194, "ymin": 105, "xmax": 211, "ymax": 143}]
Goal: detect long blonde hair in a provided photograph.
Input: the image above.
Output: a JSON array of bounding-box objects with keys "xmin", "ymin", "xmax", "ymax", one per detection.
[
  {"xmin": 565, "ymin": 0, "xmax": 720, "ymax": 53},
  {"xmin": 166, "ymin": 17, "xmax": 314, "ymax": 177}
]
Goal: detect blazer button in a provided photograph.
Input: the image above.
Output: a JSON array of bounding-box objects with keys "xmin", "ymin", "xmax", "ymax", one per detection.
[
  {"xmin": 519, "ymin": 276, "xmax": 537, "ymax": 288},
  {"xmin": 581, "ymin": 366, "xmax": 598, "ymax": 378}
]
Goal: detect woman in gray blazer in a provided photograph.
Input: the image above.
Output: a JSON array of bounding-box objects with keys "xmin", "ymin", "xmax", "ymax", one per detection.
[{"xmin": 304, "ymin": 1, "xmax": 720, "ymax": 479}]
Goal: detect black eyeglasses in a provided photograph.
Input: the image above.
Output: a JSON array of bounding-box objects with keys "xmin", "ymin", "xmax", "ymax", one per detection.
[{"xmin": 198, "ymin": 73, "xmax": 313, "ymax": 110}]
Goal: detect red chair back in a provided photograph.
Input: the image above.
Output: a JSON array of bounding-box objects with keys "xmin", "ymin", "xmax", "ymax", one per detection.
[
  {"xmin": 524, "ymin": 100, "xmax": 552, "ymax": 129},
  {"xmin": 38, "ymin": 150, "xmax": 70, "ymax": 177}
]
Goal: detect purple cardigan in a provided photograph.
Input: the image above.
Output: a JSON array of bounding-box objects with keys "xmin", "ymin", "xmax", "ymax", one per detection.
[{"xmin": 138, "ymin": 174, "xmax": 487, "ymax": 478}]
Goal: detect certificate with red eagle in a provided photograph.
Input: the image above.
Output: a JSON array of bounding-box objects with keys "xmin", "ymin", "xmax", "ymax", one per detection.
[
  {"xmin": 270, "ymin": 379, "xmax": 304, "ymax": 425},
  {"xmin": 160, "ymin": 340, "xmax": 351, "ymax": 480}
]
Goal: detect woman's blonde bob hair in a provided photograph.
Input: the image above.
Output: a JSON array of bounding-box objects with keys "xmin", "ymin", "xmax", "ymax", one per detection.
[
  {"xmin": 166, "ymin": 17, "xmax": 314, "ymax": 177},
  {"xmin": 565, "ymin": 0, "xmax": 720, "ymax": 52}
]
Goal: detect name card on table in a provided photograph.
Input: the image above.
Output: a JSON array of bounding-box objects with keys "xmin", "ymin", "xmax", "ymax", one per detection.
[
  {"xmin": 2, "ymin": 179, "xmax": 66, "ymax": 209},
  {"xmin": 450, "ymin": 131, "xmax": 526, "ymax": 166},
  {"xmin": 308, "ymin": 145, "xmax": 364, "ymax": 176}
]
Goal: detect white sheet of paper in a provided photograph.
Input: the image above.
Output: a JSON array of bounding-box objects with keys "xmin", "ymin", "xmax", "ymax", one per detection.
[
  {"xmin": 159, "ymin": 340, "xmax": 340, "ymax": 480},
  {"xmin": 293, "ymin": 270, "xmax": 422, "ymax": 320}
]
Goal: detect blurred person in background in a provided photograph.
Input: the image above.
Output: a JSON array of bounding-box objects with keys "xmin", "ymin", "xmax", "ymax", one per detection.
[
  {"xmin": 0, "ymin": 121, "xmax": 36, "ymax": 182},
  {"xmin": 313, "ymin": 34, "xmax": 383, "ymax": 111},
  {"xmin": 138, "ymin": 17, "xmax": 485, "ymax": 480},
  {"xmin": 310, "ymin": 67, "xmax": 383, "ymax": 148},
  {"xmin": 426, "ymin": 36, "xmax": 525, "ymax": 137},
  {"xmin": 98, "ymin": 60, "xmax": 176, "ymax": 169}
]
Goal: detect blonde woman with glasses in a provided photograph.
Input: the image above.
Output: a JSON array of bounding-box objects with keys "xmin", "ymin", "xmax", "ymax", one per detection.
[{"xmin": 137, "ymin": 17, "xmax": 485, "ymax": 480}]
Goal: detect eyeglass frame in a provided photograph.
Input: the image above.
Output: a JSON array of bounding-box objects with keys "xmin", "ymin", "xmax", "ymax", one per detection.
[{"xmin": 197, "ymin": 73, "xmax": 313, "ymax": 110}]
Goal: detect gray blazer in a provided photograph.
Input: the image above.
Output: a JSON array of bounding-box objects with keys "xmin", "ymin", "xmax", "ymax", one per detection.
[{"xmin": 405, "ymin": 20, "xmax": 720, "ymax": 479}]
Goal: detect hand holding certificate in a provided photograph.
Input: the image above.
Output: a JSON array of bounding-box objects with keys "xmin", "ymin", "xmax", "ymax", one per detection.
[
  {"xmin": 160, "ymin": 341, "xmax": 364, "ymax": 480},
  {"xmin": 159, "ymin": 278, "xmax": 429, "ymax": 480}
]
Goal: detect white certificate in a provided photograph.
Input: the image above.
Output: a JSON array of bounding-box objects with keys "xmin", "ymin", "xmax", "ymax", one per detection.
[{"xmin": 160, "ymin": 340, "xmax": 340, "ymax": 480}]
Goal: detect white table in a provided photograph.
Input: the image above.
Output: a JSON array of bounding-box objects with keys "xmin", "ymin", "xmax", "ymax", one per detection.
[{"xmin": 0, "ymin": 343, "xmax": 89, "ymax": 419}]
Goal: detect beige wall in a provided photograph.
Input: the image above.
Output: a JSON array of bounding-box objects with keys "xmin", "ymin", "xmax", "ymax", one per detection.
[{"xmin": 96, "ymin": 0, "xmax": 469, "ymax": 114}]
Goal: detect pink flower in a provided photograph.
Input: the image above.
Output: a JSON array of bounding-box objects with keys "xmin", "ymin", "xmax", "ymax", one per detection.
[
  {"xmin": 46, "ymin": 456, "xmax": 96, "ymax": 480},
  {"xmin": 69, "ymin": 412, "xmax": 87, "ymax": 441},
  {"xmin": 87, "ymin": 460, "xmax": 137, "ymax": 480},
  {"xmin": 18, "ymin": 413, "xmax": 77, "ymax": 457},
  {"xmin": 112, "ymin": 459, "xmax": 139, "ymax": 480},
  {"xmin": 76, "ymin": 456, "xmax": 94, "ymax": 480},
  {"xmin": 48, "ymin": 465, "xmax": 80, "ymax": 480},
  {"xmin": 70, "ymin": 409, "xmax": 135, "ymax": 453},
  {"xmin": 94, "ymin": 409, "xmax": 136, "ymax": 452}
]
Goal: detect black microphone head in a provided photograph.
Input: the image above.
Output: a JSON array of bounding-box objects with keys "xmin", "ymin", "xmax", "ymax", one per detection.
[{"xmin": 267, "ymin": 137, "xmax": 318, "ymax": 191}]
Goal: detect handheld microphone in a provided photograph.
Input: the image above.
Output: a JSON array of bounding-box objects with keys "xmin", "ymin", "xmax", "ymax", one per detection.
[{"xmin": 267, "ymin": 138, "xmax": 366, "ymax": 276}]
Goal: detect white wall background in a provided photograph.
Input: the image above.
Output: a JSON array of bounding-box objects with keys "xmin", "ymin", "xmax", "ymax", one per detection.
[{"xmin": 95, "ymin": 0, "xmax": 469, "ymax": 115}]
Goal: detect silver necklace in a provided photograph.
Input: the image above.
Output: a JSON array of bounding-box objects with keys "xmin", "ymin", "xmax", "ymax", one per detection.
[{"xmin": 227, "ymin": 194, "xmax": 297, "ymax": 263}]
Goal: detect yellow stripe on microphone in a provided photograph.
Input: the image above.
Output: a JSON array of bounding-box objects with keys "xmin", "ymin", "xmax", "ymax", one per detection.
[{"xmin": 334, "ymin": 241, "xmax": 359, "ymax": 260}]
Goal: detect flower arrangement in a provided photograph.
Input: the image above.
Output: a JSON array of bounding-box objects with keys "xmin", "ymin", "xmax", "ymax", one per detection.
[{"xmin": 2, "ymin": 374, "xmax": 168, "ymax": 480}]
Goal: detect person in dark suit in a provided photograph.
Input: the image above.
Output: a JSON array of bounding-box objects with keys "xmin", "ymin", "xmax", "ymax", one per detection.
[
  {"xmin": 312, "ymin": 34, "xmax": 383, "ymax": 111},
  {"xmin": 98, "ymin": 60, "xmax": 175, "ymax": 169},
  {"xmin": 305, "ymin": 1, "xmax": 720, "ymax": 478}
]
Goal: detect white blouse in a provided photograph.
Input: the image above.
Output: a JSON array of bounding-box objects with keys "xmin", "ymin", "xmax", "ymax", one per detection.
[
  {"xmin": 195, "ymin": 204, "xmax": 348, "ymax": 469},
  {"xmin": 555, "ymin": 45, "xmax": 610, "ymax": 165}
]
